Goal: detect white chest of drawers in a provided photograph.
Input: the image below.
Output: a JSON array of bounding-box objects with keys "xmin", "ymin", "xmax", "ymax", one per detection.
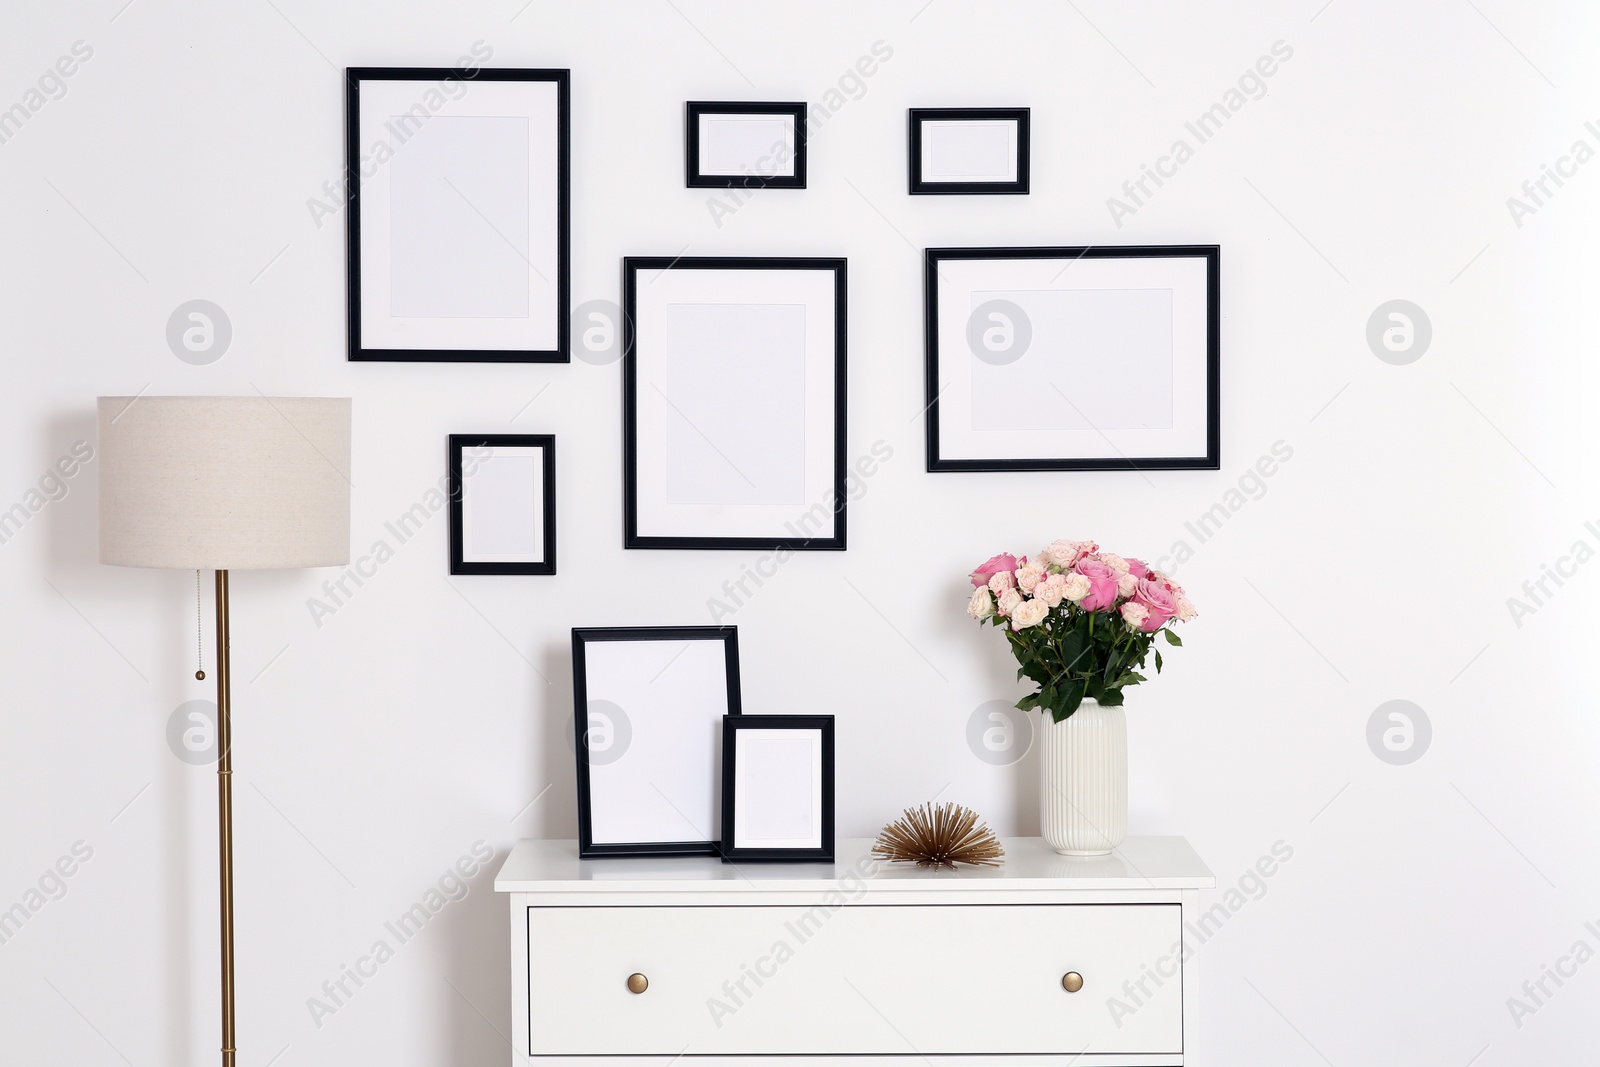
[{"xmin": 495, "ymin": 837, "xmax": 1213, "ymax": 1067}]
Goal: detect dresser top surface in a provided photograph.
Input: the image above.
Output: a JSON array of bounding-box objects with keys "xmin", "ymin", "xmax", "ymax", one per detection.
[{"xmin": 495, "ymin": 836, "xmax": 1213, "ymax": 893}]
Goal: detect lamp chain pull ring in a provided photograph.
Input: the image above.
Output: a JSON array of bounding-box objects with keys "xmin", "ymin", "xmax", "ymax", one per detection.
[{"xmin": 195, "ymin": 570, "xmax": 206, "ymax": 681}]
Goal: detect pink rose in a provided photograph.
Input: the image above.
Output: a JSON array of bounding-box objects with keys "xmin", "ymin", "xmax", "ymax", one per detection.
[
  {"xmin": 1134, "ymin": 577, "xmax": 1177, "ymax": 630},
  {"xmin": 1126, "ymin": 557, "xmax": 1150, "ymax": 579},
  {"xmin": 1097, "ymin": 553, "xmax": 1131, "ymax": 576},
  {"xmin": 1073, "ymin": 559, "xmax": 1119, "ymax": 611},
  {"xmin": 970, "ymin": 553, "xmax": 1018, "ymax": 588}
]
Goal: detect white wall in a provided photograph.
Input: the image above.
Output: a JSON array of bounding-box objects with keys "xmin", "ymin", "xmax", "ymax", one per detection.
[{"xmin": 3, "ymin": 0, "xmax": 1598, "ymax": 1062}]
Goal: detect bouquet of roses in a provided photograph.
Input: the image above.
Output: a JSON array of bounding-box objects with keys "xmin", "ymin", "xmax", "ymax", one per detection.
[{"xmin": 967, "ymin": 539, "xmax": 1196, "ymax": 722}]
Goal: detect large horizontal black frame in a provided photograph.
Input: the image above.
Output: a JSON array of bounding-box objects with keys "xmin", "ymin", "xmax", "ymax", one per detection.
[
  {"xmin": 573, "ymin": 626, "xmax": 742, "ymax": 858},
  {"xmin": 925, "ymin": 245, "xmax": 1221, "ymax": 472},
  {"xmin": 908, "ymin": 107, "xmax": 1030, "ymax": 195},
  {"xmin": 448, "ymin": 434, "xmax": 557, "ymax": 575},
  {"xmin": 685, "ymin": 101, "xmax": 807, "ymax": 189},
  {"xmin": 720, "ymin": 714, "xmax": 835, "ymax": 863},
  {"xmin": 622, "ymin": 256, "xmax": 848, "ymax": 550},
  {"xmin": 346, "ymin": 67, "xmax": 571, "ymax": 363}
]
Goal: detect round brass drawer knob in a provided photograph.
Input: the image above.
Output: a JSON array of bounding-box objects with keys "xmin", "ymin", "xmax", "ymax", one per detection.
[
  {"xmin": 627, "ymin": 973, "xmax": 649, "ymax": 994},
  {"xmin": 1062, "ymin": 972, "xmax": 1084, "ymax": 993}
]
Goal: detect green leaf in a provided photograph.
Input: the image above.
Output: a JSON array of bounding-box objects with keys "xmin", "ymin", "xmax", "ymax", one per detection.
[
  {"xmin": 1098, "ymin": 687, "xmax": 1125, "ymax": 707},
  {"xmin": 1058, "ymin": 632, "xmax": 1085, "ymax": 675},
  {"xmin": 1015, "ymin": 692, "xmax": 1041, "ymax": 711},
  {"xmin": 1154, "ymin": 649, "xmax": 1163, "ymax": 673},
  {"xmin": 1163, "ymin": 628, "xmax": 1183, "ymax": 647}
]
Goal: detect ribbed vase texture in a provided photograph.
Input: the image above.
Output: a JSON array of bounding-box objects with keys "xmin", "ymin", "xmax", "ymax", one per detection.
[{"xmin": 1039, "ymin": 700, "xmax": 1127, "ymax": 856}]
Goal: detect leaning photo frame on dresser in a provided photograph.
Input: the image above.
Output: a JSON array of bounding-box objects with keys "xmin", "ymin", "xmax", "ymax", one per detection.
[{"xmin": 572, "ymin": 626, "xmax": 742, "ymax": 857}]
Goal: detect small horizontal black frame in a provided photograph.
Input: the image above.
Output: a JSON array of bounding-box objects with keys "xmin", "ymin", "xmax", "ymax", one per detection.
[
  {"xmin": 448, "ymin": 434, "xmax": 556, "ymax": 575},
  {"xmin": 345, "ymin": 67, "xmax": 571, "ymax": 363},
  {"xmin": 720, "ymin": 714, "xmax": 835, "ymax": 863},
  {"xmin": 686, "ymin": 101, "xmax": 807, "ymax": 189},
  {"xmin": 924, "ymin": 244, "xmax": 1221, "ymax": 472},
  {"xmin": 573, "ymin": 626, "xmax": 742, "ymax": 858},
  {"xmin": 622, "ymin": 255, "xmax": 848, "ymax": 551},
  {"xmin": 908, "ymin": 107, "xmax": 1030, "ymax": 195}
]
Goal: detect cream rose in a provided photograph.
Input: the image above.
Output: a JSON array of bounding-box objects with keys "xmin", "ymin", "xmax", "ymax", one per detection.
[
  {"xmin": 1116, "ymin": 572, "xmax": 1139, "ymax": 598},
  {"xmin": 1120, "ymin": 601, "xmax": 1149, "ymax": 631},
  {"xmin": 967, "ymin": 587, "xmax": 995, "ymax": 619},
  {"xmin": 997, "ymin": 588, "xmax": 1024, "ymax": 616},
  {"xmin": 1174, "ymin": 596, "xmax": 1197, "ymax": 622},
  {"xmin": 988, "ymin": 570, "xmax": 1016, "ymax": 595},
  {"xmin": 1042, "ymin": 539, "xmax": 1099, "ymax": 568},
  {"xmin": 1060, "ymin": 572, "xmax": 1092, "ymax": 603},
  {"xmin": 1016, "ymin": 560, "xmax": 1046, "ymax": 593},
  {"xmin": 1034, "ymin": 574, "xmax": 1067, "ymax": 607},
  {"xmin": 1010, "ymin": 597, "xmax": 1049, "ymax": 630}
]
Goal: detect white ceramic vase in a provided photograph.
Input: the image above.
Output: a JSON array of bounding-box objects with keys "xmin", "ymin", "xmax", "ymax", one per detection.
[{"xmin": 1039, "ymin": 699, "xmax": 1127, "ymax": 856}]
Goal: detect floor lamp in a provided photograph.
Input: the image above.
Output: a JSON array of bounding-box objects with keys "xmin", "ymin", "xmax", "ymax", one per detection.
[{"xmin": 98, "ymin": 396, "xmax": 351, "ymax": 1067}]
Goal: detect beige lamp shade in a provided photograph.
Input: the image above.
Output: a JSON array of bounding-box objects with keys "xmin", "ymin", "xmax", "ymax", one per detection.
[{"xmin": 98, "ymin": 396, "xmax": 351, "ymax": 570}]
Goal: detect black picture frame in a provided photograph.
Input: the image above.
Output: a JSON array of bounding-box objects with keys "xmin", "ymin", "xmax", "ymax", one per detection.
[
  {"xmin": 573, "ymin": 626, "xmax": 742, "ymax": 858},
  {"xmin": 686, "ymin": 101, "xmax": 808, "ymax": 189},
  {"xmin": 346, "ymin": 67, "xmax": 571, "ymax": 363},
  {"xmin": 908, "ymin": 107, "xmax": 1030, "ymax": 195},
  {"xmin": 720, "ymin": 714, "xmax": 835, "ymax": 863},
  {"xmin": 924, "ymin": 245, "xmax": 1221, "ymax": 472},
  {"xmin": 622, "ymin": 256, "xmax": 848, "ymax": 551},
  {"xmin": 447, "ymin": 434, "xmax": 556, "ymax": 575}
]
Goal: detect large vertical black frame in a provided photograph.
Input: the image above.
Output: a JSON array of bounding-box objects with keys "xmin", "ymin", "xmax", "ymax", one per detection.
[{"xmin": 346, "ymin": 67, "xmax": 571, "ymax": 362}]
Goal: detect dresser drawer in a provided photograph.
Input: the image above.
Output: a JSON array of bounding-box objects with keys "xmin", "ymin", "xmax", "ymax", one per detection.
[{"xmin": 527, "ymin": 903, "xmax": 1181, "ymax": 1056}]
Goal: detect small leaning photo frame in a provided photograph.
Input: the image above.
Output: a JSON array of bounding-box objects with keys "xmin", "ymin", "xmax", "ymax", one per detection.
[
  {"xmin": 925, "ymin": 245, "xmax": 1220, "ymax": 471},
  {"xmin": 573, "ymin": 627, "xmax": 742, "ymax": 858},
  {"xmin": 346, "ymin": 67, "xmax": 570, "ymax": 362},
  {"xmin": 686, "ymin": 101, "xmax": 807, "ymax": 189},
  {"xmin": 908, "ymin": 108, "xmax": 1029, "ymax": 195},
  {"xmin": 623, "ymin": 256, "xmax": 847, "ymax": 550},
  {"xmin": 721, "ymin": 714, "xmax": 835, "ymax": 862},
  {"xmin": 448, "ymin": 434, "xmax": 556, "ymax": 575}
]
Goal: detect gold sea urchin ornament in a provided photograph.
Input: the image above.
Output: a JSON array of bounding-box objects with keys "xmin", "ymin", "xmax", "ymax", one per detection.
[{"xmin": 871, "ymin": 802, "xmax": 1004, "ymax": 870}]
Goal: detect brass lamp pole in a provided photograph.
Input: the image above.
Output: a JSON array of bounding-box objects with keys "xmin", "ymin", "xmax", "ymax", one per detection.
[
  {"xmin": 97, "ymin": 397, "xmax": 351, "ymax": 1067},
  {"xmin": 215, "ymin": 569, "xmax": 236, "ymax": 1067}
]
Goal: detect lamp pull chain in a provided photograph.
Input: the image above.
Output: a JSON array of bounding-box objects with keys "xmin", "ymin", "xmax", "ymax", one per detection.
[{"xmin": 196, "ymin": 569, "xmax": 207, "ymax": 681}]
